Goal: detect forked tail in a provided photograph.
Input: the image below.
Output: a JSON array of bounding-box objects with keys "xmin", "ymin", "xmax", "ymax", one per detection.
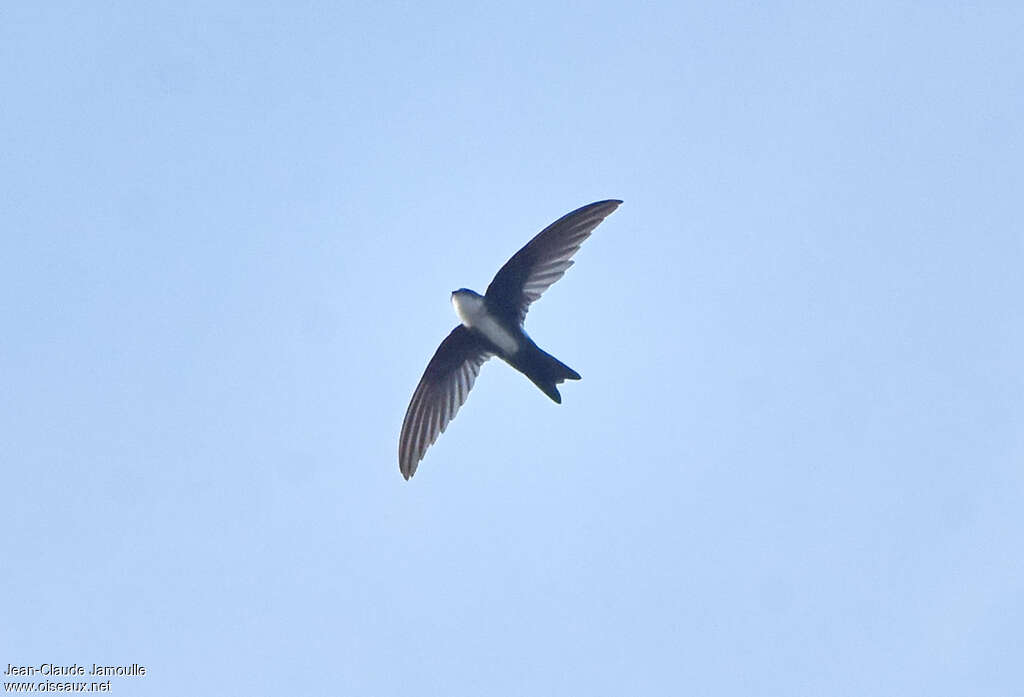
[{"xmin": 518, "ymin": 345, "xmax": 580, "ymax": 404}]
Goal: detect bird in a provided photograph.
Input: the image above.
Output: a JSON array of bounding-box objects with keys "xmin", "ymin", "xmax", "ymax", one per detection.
[{"xmin": 398, "ymin": 199, "xmax": 622, "ymax": 479}]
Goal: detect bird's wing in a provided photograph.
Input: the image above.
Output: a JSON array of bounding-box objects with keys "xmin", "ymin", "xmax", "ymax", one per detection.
[
  {"xmin": 484, "ymin": 199, "xmax": 622, "ymax": 325},
  {"xmin": 399, "ymin": 325, "xmax": 493, "ymax": 479}
]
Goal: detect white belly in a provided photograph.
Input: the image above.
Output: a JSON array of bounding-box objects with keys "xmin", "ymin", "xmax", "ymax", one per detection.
[{"xmin": 472, "ymin": 313, "xmax": 519, "ymax": 354}]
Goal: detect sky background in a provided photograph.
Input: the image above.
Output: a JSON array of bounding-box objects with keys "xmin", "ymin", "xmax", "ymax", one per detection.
[{"xmin": 3, "ymin": 2, "xmax": 1023, "ymax": 695}]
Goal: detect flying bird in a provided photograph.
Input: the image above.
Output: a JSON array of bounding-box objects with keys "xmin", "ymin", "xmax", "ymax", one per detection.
[{"xmin": 398, "ymin": 199, "xmax": 622, "ymax": 479}]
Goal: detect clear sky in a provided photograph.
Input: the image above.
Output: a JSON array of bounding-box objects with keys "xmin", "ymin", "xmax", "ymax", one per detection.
[{"xmin": 3, "ymin": 2, "xmax": 1022, "ymax": 695}]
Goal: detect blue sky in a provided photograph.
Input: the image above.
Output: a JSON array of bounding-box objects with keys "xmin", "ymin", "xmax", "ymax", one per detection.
[{"xmin": 3, "ymin": 2, "xmax": 1022, "ymax": 695}]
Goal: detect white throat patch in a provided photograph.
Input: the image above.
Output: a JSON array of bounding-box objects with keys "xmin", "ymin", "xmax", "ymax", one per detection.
[{"xmin": 452, "ymin": 292, "xmax": 519, "ymax": 354}]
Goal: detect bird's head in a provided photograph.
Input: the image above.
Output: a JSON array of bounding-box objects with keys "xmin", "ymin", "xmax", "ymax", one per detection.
[{"xmin": 451, "ymin": 288, "xmax": 484, "ymax": 326}]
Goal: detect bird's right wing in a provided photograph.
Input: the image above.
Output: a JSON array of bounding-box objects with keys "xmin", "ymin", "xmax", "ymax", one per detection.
[
  {"xmin": 399, "ymin": 325, "xmax": 493, "ymax": 479},
  {"xmin": 484, "ymin": 200, "xmax": 622, "ymax": 325}
]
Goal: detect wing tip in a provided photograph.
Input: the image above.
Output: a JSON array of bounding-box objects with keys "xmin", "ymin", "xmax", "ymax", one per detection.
[
  {"xmin": 399, "ymin": 451, "xmax": 419, "ymax": 480},
  {"xmin": 574, "ymin": 198, "xmax": 623, "ymax": 222},
  {"xmin": 561, "ymin": 199, "xmax": 623, "ymax": 220},
  {"xmin": 399, "ymin": 453, "xmax": 414, "ymax": 480}
]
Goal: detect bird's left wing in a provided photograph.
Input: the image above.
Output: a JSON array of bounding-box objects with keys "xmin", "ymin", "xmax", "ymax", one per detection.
[
  {"xmin": 399, "ymin": 325, "xmax": 493, "ymax": 479},
  {"xmin": 484, "ymin": 199, "xmax": 622, "ymax": 325}
]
